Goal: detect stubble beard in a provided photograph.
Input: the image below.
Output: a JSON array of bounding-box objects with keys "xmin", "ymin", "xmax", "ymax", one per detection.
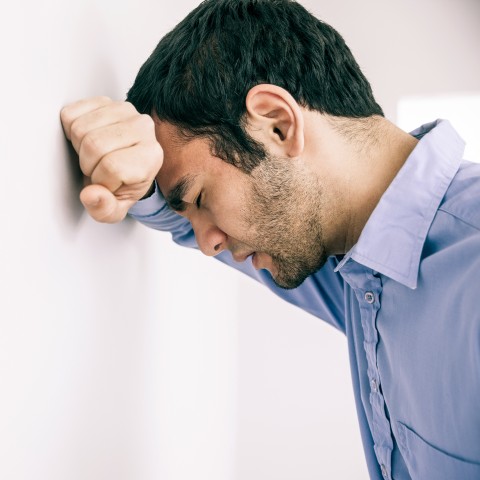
[{"xmin": 244, "ymin": 155, "xmax": 328, "ymax": 290}]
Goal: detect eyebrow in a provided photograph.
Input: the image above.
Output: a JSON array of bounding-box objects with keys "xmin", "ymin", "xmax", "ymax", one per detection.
[{"xmin": 165, "ymin": 174, "xmax": 198, "ymax": 212}]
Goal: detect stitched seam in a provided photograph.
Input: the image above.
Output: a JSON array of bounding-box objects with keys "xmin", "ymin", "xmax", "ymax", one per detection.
[{"xmin": 438, "ymin": 207, "xmax": 480, "ymax": 232}]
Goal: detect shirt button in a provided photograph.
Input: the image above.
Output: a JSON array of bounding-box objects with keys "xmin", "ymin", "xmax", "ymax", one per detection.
[
  {"xmin": 380, "ymin": 464, "xmax": 389, "ymax": 479},
  {"xmin": 364, "ymin": 291, "xmax": 375, "ymax": 304},
  {"xmin": 370, "ymin": 378, "xmax": 378, "ymax": 393}
]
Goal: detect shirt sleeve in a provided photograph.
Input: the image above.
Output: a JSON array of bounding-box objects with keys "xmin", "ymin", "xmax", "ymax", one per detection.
[
  {"xmin": 128, "ymin": 181, "xmax": 346, "ymax": 333},
  {"xmin": 128, "ymin": 180, "xmax": 198, "ymax": 248}
]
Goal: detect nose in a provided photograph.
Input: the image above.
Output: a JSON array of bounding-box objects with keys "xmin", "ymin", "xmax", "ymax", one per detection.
[{"xmin": 192, "ymin": 220, "xmax": 227, "ymax": 257}]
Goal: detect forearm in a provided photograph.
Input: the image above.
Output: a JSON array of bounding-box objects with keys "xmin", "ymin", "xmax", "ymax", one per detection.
[{"xmin": 128, "ymin": 180, "xmax": 198, "ymax": 248}]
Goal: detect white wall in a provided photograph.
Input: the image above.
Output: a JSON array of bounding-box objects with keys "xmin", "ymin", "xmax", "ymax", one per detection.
[
  {"xmin": 1, "ymin": 1, "xmax": 478, "ymax": 480},
  {"xmin": 0, "ymin": 1, "xmax": 238, "ymax": 479}
]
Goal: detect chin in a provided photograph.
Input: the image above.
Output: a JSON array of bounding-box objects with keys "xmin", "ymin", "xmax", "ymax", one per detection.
[
  {"xmin": 270, "ymin": 254, "xmax": 328, "ymax": 290},
  {"xmin": 271, "ymin": 272, "xmax": 309, "ymax": 290}
]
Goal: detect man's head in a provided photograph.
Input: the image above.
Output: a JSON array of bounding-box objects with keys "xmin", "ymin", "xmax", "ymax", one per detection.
[
  {"xmin": 127, "ymin": 0, "xmax": 385, "ymax": 289},
  {"xmin": 153, "ymin": 113, "xmax": 330, "ymax": 290},
  {"xmin": 127, "ymin": 0, "xmax": 383, "ymax": 172}
]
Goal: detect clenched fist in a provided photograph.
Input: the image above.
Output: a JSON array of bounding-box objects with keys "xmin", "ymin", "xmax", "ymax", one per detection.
[{"xmin": 60, "ymin": 97, "xmax": 163, "ymax": 223}]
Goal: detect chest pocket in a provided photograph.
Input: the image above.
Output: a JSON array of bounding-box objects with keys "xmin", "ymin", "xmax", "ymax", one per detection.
[{"xmin": 396, "ymin": 422, "xmax": 480, "ymax": 480}]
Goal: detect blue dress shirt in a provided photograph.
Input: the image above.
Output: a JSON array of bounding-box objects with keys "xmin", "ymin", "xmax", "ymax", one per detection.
[{"xmin": 129, "ymin": 120, "xmax": 480, "ymax": 480}]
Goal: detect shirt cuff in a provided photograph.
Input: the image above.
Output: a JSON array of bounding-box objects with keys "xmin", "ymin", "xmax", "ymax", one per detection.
[{"xmin": 128, "ymin": 180, "xmax": 166, "ymax": 217}]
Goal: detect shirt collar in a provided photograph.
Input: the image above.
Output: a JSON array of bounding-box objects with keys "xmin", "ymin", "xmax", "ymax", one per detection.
[{"xmin": 334, "ymin": 119, "xmax": 465, "ymax": 289}]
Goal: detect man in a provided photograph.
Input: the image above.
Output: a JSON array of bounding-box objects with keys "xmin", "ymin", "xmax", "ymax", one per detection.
[{"xmin": 60, "ymin": 0, "xmax": 480, "ymax": 478}]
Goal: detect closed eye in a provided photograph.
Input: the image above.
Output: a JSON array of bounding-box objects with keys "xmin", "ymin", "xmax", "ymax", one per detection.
[{"xmin": 195, "ymin": 191, "xmax": 203, "ymax": 208}]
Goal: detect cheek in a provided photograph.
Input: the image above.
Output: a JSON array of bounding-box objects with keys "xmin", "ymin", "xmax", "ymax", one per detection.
[
  {"xmin": 206, "ymin": 178, "xmax": 251, "ymax": 222},
  {"xmin": 206, "ymin": 193, "xmax": 251, "ymax": 239}
]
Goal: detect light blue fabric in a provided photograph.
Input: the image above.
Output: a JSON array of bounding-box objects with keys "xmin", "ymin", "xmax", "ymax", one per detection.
[{"xmin": 129, "ymin": 120, "xmax": 480, "ymax": 480}]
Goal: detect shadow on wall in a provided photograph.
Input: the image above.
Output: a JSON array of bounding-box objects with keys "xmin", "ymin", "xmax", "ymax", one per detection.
[
  {"xmin": 59, "ymin": 132, "xmax": 136, "ymax": 232},
  {"xmin": 63, "ymin": 138, "xmax": 85, "ymax": 222},
  {"xmin": 57, "ymin": 2, "xmax": 138, "ymax": 234}
]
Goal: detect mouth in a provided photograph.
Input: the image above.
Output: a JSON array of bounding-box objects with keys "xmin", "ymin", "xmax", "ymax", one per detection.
[
  {"xmin": 231, "ymin": 250, "xmax": 272, "ymax": 273},
  {"xmin": 252, "ymin": 251, "xmax": 276, "ymax": 275},
  {"xmin": 232, "ymin": 251, "xmax": 256, "ymax": 263}
]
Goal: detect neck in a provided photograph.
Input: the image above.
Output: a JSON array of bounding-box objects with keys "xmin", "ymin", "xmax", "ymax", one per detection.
[{"xmin": 305, "ymin": 113, "xmax": 419, "ymax": 255}]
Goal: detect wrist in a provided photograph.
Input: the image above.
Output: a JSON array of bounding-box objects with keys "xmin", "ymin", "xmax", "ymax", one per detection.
[{"xmin": 140, "ymin": 181, "xmax": 156, "ymax": 200}]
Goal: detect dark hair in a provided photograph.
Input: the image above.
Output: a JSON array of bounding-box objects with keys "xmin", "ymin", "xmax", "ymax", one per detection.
[{"xmin": 127, "ymin": 0, "xmax": 383, "ymax": 173}]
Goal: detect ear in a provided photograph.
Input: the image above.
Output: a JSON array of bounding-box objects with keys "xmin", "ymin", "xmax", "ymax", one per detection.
[{"xmin": 245, "ymin": 84, "xmax": 304, "ymax": 158}]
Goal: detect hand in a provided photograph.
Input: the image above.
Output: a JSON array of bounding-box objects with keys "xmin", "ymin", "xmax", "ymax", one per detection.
[{"xmin": 60, "ymin": 96, "xmax": 163, "ymax": 223}]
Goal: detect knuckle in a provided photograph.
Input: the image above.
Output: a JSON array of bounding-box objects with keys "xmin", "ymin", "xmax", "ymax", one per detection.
[
  {"xmin": 110, "ymin": 100, "xmax": 137, "ymax": 117},
  {"xmin": 136, "ymin": 141, "xmax": 163, "ymax": 176},
  {"xmin": 137, "ymin": 113, "xmax": 155, "ymax": 130},
  {"xmin": 81, "ymin": 131, "xmax": 102, "ymax": 157},
  {"xmin": 70, "ymin": 118, "xmax": 88, "ymax": 144},
  {"xmin": 95, "ymin": 95, "xmax": 112, "ymax": 105},
  {"xmin": 149, "ymin": 142, "xmax": 164, "ymax": 167},
  {"xmin": 100, "ymin": 154, "xmax": 120, "ymax": 178},
  {"xmin": 60, "ymin": 106, "xmax": 74, "ymax": 129},
  {"xmin": 123, "ymin": 101, "xmax": 138, "ymax": 114}
]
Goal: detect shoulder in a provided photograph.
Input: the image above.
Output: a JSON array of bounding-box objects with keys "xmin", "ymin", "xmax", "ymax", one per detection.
[
  {"xmin": 421, "ymin": 161, "xmax": 480, "ymax": 284},
  {"xmin": 438, "ymin": 160, "xmax": 480, "ymax": 231}
]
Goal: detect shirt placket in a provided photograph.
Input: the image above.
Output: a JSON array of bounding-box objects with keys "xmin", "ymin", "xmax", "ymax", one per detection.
[{"xmin": 341, "ymin": 261, "xmax": 394, "ymax": 480}]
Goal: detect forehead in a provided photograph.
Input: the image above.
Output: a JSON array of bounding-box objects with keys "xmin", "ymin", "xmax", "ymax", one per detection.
[
  {"xmin": 153, "ymin": 120, "xmax": 209, "ymax": 194},
  {"xmin": 153, "ymin": 119, "xmax": 250, "ymax": 202}
]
